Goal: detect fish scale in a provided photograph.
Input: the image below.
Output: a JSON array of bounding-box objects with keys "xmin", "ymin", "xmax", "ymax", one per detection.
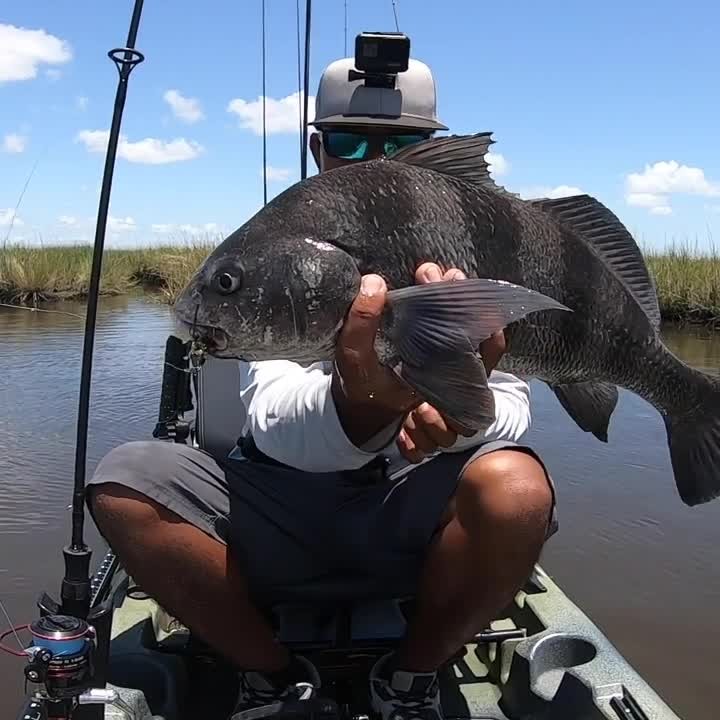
[{"xmin": 174, "ymin": 133, "xmax": 720, "ymax": 508}]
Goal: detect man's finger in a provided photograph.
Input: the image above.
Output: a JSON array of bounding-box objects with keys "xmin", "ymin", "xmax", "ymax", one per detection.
[
  {"xmin": 443, "ymin": 268, "xmax": 466, "ymax": 282},
  {"xmin": 397, "ymin": 428, "xmax": 426, "ymax": 463},
  {"xmin": 480, "ymin": 329, "xmax": 507, "ymax": 374},
  {"xmin": 337, "ymin": 274, "xmax": 387, "ymax": 359},
  {"xmin": 415, "ymin": 262, "xmax": 443, "ymax": 284},
  {"xmin": 415, "ymin": 402, "xmax": 458, "ymax": 447},
  {"xmin": 404, "ymin": 412, "xmax": 439, "ymax": 453}
]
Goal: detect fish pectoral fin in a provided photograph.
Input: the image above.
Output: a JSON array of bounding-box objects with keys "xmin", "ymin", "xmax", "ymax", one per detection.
[
  {"xmin": 388, "ymin": 133, "xmax": 520, "ymax": 197},
  {"xmin": 399, "ymin": 350, "xmax": 496, "ymax": 432},
  {"xmin": 385, "ymin": 278, "xmax": 570, "ymax": 431},
  {"xmin": 386, "ymin": 278, "xmax": 571, "ymax": 350},
  {"xmin": 550, "ymin": 381, "xmax": 620, "ymax": 442}
]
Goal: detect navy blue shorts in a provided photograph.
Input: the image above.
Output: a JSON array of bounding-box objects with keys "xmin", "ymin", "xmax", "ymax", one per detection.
[{"xmin": 87, "ymin": 439, "xmax": 557, "ymax": 603}]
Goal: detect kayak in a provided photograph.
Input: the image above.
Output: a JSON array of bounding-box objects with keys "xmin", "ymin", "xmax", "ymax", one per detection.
[{"xmin": 47, "ymin": 552, "xmax": 682, "ymax": 719}]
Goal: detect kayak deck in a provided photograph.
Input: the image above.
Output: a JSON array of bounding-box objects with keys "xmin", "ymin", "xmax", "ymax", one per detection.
[{"xmin": 102, "ymin": 563, "xmax": 682, "ymax": 720}]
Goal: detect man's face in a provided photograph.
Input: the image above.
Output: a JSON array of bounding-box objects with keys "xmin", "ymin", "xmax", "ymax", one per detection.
[{"xmin": 309, "ymin": 124, "xmax": 432, "ymax": 173}]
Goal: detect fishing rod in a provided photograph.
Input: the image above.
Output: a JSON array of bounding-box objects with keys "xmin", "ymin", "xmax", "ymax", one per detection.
[
  {"xmin": 64, "ymin": 0, "xmax": 145, "ymax": 622},
  {"xmin": 262, "ymin": 0, "xmax": 268, "ymax": 205},
  {"xmin": 5, "ymin": 3, "xmax": 147, "ymax": 719},
  {"xmin": 301, "ymin": 0, "xmax": 312, "ymax": 179}
]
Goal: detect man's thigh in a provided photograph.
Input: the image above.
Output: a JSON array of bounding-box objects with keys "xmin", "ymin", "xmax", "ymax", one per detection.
[
  {"xmin": 86, "ymin": 438, "xmax": 556, "ymax": 600},
  {"xmin": 358, "ymin": 440, "xmax": 558, "ymax": 597},
  {"xmin": 87, "ymin": 440, "xmax": 344, "ymax": 591}
]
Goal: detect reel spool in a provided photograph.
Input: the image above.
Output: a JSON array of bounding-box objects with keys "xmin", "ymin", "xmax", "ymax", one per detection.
[{"xmin": 24, "ymin": 615, "xmax": 96, "ymax": 701}]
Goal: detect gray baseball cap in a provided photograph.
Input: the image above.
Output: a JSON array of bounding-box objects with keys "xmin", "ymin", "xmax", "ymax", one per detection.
[{"xmin": 310, "ymin": 57, "xmax": 448, "ymax": 132}]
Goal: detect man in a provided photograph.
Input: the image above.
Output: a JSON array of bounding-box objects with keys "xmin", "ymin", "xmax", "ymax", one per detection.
[{"xmin": 87, "ymin": 55, "xmax": 557, "ymax": 720}]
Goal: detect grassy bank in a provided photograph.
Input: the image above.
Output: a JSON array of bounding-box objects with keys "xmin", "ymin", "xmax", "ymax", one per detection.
[
  {"xmin": 643, "ymin": 244, "xmax": 720, "ymax": 324},
  {"xmin": 2, "ymin": 241, "xmax": 719, "ymax": 324},
  {"xmin": 0, "ymin": 243, "xmax": 213, "ymax": 306}
]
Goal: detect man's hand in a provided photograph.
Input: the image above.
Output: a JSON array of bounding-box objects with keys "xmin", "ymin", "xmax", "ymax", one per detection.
[
  {"xmin": 395, "ymin": 262, "xmax": 507, "ymax": 464},
  {"xmin": 331, "ymin": 274, "xmax": 419, "ymax": 447}
]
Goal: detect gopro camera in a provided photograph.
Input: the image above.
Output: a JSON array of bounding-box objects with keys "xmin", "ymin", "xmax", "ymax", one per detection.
[
  {"xmin": 350, "ymin": 32, "xmax": 410, "ymax": 88},
  {"xmin": 354, "ymin": 32, "xmax": 410, "ymax": 74}
]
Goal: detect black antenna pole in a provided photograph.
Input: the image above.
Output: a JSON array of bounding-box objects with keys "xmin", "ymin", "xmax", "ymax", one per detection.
[
  {"xmin": 261, "ymin": 0, "xmax": 268, "ymax": 205},
  {"xmin": 300, "ymin": 0, "xmax": 312, "ymax": 179},
  {"xmin": 61, "ymin": 0, "xmax": 145, "ymax": 620},
  {"xmin": 296, "ymin": 0, "xmax": 303, "ymax": 169}
]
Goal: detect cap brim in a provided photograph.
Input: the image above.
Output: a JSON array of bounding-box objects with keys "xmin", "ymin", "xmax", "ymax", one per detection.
[{"xmin": 309, "ymin": 114, "xmax": 448, "ymax": 131}]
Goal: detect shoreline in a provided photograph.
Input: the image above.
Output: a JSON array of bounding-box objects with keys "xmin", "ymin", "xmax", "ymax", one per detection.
[{"xmin": 1, "ymin": 243, "xmax": 719, "ymax": 325}]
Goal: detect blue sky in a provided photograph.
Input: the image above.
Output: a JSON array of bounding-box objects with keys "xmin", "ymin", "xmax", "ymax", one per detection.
[{"xmin": 1, "ymin": 0, "xmax": 719, "ymax": 250}]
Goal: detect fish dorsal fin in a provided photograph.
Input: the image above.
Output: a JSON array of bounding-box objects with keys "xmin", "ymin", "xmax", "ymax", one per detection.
[
  {"xmin": 529, "ymin": 194, "xmax": 661, "ymax": 330},
  {"xmin": 389, "ymin": 133, "xmax": 518, "ymax": 196}
]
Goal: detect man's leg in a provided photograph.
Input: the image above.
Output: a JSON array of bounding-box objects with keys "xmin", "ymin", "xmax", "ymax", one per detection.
[
  {"xmin": 366, "ymin": 441, "xmax": 556, "ymax": 719},
  {"xmin": 86, "ymin": 439, "xmax": 344, "ymax": 708},
  {"xmin": 396, "ymin": 447, "xmax": 553, "ymax": 670},
  {"xmin": 90, "ymin": 482, "xmax": 288, "ymax": 672}
]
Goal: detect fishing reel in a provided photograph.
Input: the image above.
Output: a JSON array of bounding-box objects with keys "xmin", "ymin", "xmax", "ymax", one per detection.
[
  {"xmin": 18, "ymin": 613, "xmax": 135, "ymax": 720},
  {"xmin": 23, "ymin": 616, "xmax": 95, "ymax": 702}
]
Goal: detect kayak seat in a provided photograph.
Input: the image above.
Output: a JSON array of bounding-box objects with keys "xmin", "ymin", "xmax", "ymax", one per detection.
[
  {"xmin": 189, "ymin": 354, "xmax": 411, "ymax": 651},
  {"xmin": 192, "ymin": 353, "xmax": 248, "ymax": 460}
]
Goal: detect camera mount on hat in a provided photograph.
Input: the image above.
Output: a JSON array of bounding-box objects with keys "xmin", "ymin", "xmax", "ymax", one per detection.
[{"xmin": 348, "ymin": 32, "xmax": 411, "ymax": 89}]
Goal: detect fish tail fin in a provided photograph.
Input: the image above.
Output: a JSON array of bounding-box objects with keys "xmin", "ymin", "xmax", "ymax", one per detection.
[
  {"xmin": 385, "ymin": 278, "xmax": 570, "ymax": 431},
  {"xmin": 664, "ymin": 369, "xmax": 720, "ymax": 506}
]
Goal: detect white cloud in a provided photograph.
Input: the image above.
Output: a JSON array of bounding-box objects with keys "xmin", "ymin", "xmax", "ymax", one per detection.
[
  {"xmin": 76, "ymin": 95, "xmax": 89, "ymax": 111},
  {"xmin": 76, "ymin": 129, "xmax": 204, "ymax": 164},
  {"xmin": 487, "ymin": 152, "xmax": 509, "ymax": 177},
  {"xmin": 58, "ymin": 215, "xmax": 77, "ymax": 225},
  {"xmin": 625, "ymin": 160, "xmax": 720, "ymax": 215},
  {"xmin": 227, "ymin": 91, "xmax": 315, "ymax": 135},
  {"xmin": 152, "ymin": 221, "xmax": 221, "ymax": 236},
  {"xmin": 0, "ymin": 23, "xmax": 72, "ymax": 83},
  {"xmin": 0, "ymin": 209, "xmax": 24, "ymax": 226},
  {"xmin": 163, "ymin": 89, "xmax": 204, "ymax": 123},
  {"xmin": 264, "ymin": 166, "xmax": 293, "ymax": 182},
  {"xmin": 545, "ymin": 185, "xmax": 584, "ymax": 198},
  {"xmin": 625, "ymin": 192, "xmax": 672, "ymax": 215},
  {"xmin": 517, "ymin": 184, "xmax": 585, "ymax": 200},
  {"xmin": 108, "ymin": 216, "xmax": 136, "ymax": 232},
  {"xmin": 2, "ymin": 132, "xmax": 27, "ymax": 153}
]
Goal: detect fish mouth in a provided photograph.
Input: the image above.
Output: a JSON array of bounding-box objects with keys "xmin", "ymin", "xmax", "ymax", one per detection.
[
  {"xmin": 202, "ymin": 327, "xmax": 230, "ymax": 355},
  {"xmin": 176, "ymin": 318, "xmax": 231, "ymax": 356}
]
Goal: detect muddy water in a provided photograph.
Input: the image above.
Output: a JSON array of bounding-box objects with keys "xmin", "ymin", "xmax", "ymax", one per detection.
[{"xmin": 1, "ymin": 297, "xmax": 718, "ymax": 719}]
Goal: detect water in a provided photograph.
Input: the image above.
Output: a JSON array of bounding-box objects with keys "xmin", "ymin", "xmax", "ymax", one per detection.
[{"xmin": 1, "ymin": 297, "xmax": 719, "ymax": 719}]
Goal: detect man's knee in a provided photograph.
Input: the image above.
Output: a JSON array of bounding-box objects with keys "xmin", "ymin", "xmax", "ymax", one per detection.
[
  {"xmin": 88, "ymin": 441, "xmax": 171, "ymax": 534},
  {"xmin": 456, "ymin": 449, "xmax": 554, "ymax": 534},
  {"xmin": 88, "ymin": 481, "xmax": 161, "ymax": 541}
]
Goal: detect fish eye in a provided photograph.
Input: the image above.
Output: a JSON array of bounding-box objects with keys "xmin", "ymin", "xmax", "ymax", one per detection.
[{"xmin": 213, "ymin": 269, "xmax": 242, "ymax": 295}]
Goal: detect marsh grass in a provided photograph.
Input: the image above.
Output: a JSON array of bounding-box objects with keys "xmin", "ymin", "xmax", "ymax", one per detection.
[
  {"xmin": 2, "ymin": 239, "xmax": 719, "ymax": 323},
  {"xmin": 0, "ymin": 240, "xmax": 214, "ymax": 306},
  {"xmin": 643, "ymin": 241, "xmax": 720, "ymax": 325}
]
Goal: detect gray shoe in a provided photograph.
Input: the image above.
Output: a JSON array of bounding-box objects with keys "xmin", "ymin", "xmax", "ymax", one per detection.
[
  {"xmin": 369, "ymin": 652, "xmax": 443, "ymax": 720},
  {"xmin": 231, "ymin": 655, "xmax": 321, "ymax": 720}
]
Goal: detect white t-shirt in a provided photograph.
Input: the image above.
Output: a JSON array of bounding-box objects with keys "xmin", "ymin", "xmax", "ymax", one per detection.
[{"xmin": 230, "ymin": 359, "xmax": 532, "ymax": 477}]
